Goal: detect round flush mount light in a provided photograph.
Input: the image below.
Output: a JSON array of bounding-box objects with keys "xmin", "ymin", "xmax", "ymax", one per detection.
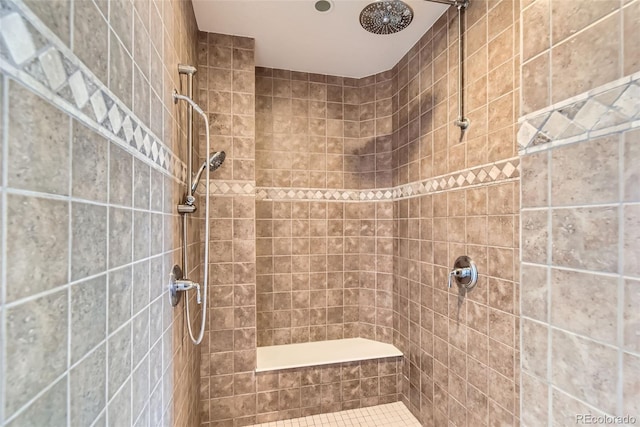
[{"xmin": 315, "ymin": 0, "xmax": 333, "ymax": 12}]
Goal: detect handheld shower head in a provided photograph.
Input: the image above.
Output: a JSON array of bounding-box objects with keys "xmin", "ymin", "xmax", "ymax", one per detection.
[{"xmin": 191, "ymin": 151, "xmax": 226, "ymax": 193}]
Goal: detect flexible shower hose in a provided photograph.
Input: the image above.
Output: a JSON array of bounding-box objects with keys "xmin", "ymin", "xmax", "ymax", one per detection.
[{"xmin": 174, "ymin": 93, "xmax": 210, "ymax": 345}]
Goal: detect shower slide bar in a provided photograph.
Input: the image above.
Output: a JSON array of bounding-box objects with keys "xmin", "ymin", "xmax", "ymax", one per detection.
[{"xmin": 169, "ymin": 64, "xmax": 220, "ymax": 345}]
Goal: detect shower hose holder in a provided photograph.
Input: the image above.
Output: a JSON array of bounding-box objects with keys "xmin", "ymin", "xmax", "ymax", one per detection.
[{"xmin": 448, "ymin": 255, "xmax": 478, "ymax": 291}]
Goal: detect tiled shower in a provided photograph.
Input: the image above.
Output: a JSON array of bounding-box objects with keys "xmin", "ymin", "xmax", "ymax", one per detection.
[{"xmin": 0, "ymin": 1, "xmax": 638, "ymax": 427}]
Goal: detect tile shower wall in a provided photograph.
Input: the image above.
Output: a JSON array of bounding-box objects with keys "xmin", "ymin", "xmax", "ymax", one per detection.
[
  {"xmin": 519, "ymin": 1, "xmax": 640, "ymax": 425},
  {"xmin": 391, "ymin": 1, "xmax": 521, "ymax": 426},
  {"xmin": 254, "ymin": 69, "xmax": 396, "ymax": 347},
  {"xmin": 195, "ymin": 32, "xmax": 259, "ymax": 426},
  {"xmin": 0, "ymin": 0, "xmax": 201, "ymax": 426},
  {"xmin": 255, "ymin": 200, "xmax": 362, "ymax": 346},
  {"xmin": 197, "ymin": 38, "xmax": 402, "ymax": 425}
]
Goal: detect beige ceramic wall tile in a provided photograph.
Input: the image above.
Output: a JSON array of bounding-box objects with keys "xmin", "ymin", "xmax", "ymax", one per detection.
[
  {"xmin": 551, "ymin": 13, "xmax": 621, "ymax": 103},
  {"xmin": 550, "ymin": 269, "xmax": 618, "ymax": 344},
  {"xmin": 551, "ymin": 207, "xmax": 618, "ymax": 273},
  {"xmin": 550, "ymin": 135, "xmax": 619, "ymax": 206}
]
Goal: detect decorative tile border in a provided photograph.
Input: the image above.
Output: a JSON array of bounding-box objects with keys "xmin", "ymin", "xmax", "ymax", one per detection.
[
  {"xmin": 392, "ymin": 157, "xmax": 519, "ymax": 199},
  {"xmin": 202, "ymin": 180, "xmax": 256, "ymax": 195},
  {"xmin": 518, "ymin": 72, "xmax": 640, "ymax": 155},
  {"xmin": 0, "ymin": 0, "xmax": 187, "ymax": 181},
  {"xmin": 254, "ymin": 158, "xmax": 520, "ymax": 202},
  {"xmin": 257, "ymin": 186, "xmax": 362, "ymax": 201}
]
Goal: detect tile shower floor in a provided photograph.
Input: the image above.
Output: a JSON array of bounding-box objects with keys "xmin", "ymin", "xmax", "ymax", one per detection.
[{"xmin": 249, "ymin": 402, "xmax": 421, "ymax": 427}]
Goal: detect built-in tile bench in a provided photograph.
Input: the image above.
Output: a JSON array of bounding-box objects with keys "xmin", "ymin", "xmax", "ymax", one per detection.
[
  {"xmin": 254, "ymin": 338, "xmax": 404, "ymax": 423},
  {"xmin": 256, "ymin": 338, "xmax": 403, "ymax": 372}
]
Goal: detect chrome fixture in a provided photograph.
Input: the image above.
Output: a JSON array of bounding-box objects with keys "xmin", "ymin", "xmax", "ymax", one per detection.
[
  {"xmin": 360, "ymin": 0, "xmax": 414, "ymax": 35},
  {"xmin": 170, "ymin": 265, "xmax": 201, "ymax": 307},
  {"xmin": 424, "ymin": 0, "xmax": 470, "ymax": 129},
  {"xmin": 425, "ymin": 0, "xmax": 469, "ymax": 7},
  {"xmin": 191, "ymin": 151, "xmax": 226, "ymax": 194},
  {"xmin": 448, "ymin": 256, "xmax": 478, "ymax": 291},
  {"xmin": 170, "ymin": 64, "xmax": 222, "ymax": 345},
  {"xmin": 428, "ymin": 0, "xmax": 472, "ymax": 129}
]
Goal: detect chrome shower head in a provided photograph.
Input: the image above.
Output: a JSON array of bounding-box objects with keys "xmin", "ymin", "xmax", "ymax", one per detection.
[
  {"xmin": 191, "ymin": 151, "xmax": 226, "ymax": 193},
  {"xmin": 360, "ymin": 0, "xmax": 414, "ymax": 35},
  {"xmin": 208, "ymin": 151, "xmax": 226, "ymax": 171}
]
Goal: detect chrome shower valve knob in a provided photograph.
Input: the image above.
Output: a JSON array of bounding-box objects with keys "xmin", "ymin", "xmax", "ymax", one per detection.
[
  {"xmin": 448, "ymin": 256, "xmax": 479, "ymax": 291},
  {"xmin": 174, "ymin": 279, "xmax": 202, "ymax": 305},
  {"xmin": 448, "ymin": 267, "xmax": 471, "ymax": 288}
]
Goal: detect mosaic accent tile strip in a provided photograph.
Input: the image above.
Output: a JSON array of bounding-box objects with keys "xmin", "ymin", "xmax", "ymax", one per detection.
[
  {"xmin": 203, "ymin": 180, "xmax": 256, "ymax": 195},
  {"xmin": 518, "ymin": 72, "xmax": 640, "ymax": 154},
  {"xmin": 0, "ymin": 0, "xmax": 187, "ymax": 181},
  {"xmin": 257, "ymin": 187, "xmax": 361, "ymax": 201},
  {"xmin": 256, "ymin": 158, "xmax": 520, "ymax": 202}
]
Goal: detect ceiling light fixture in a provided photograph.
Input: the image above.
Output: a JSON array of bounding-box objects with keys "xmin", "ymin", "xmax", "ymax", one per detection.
[{"xmin": 314, "ymin": 0, "xmax": 333, "ymax": 12}]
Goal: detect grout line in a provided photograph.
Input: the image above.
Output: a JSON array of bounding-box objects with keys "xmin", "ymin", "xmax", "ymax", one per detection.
[
  {"xmin": 2, "ymin": 254, "xmax": 166, "ymax": 310},
  {"xmin": 519, "ymin": 262, "xmax": 629, "ymax": 280},
  {"xmin": 66, "ymin": 115, "xmax": 73, "ymax": 427},
  {"xmin": 88, "ymin": 407, "xmax": 106, "ymax": 427},
  {"xmin": 6, "ymin": 313, "xmax": 143, "ymax": 427},
  {"xmin": 545, "ymin": 147, "xmax": 553, "ymax": 426},
  {"xmin": 616, "ymin": 131, "xmax": 624, "ymax": 415},
  {"xmin": 1, "ymin": 186, "xmax": 169, "ymax": 213},
  {"xmin": 0, "ymin": 73, "xmax": 8, "ymax": 427},
  {"xmin": 68, "ymin": 0, "xmax": 74, "ymax": 51},
  {"xmin": 129, "ymin": 161, "xmax": 135, "ymax": 427},
  {"xmin": 1, "ymin": 370, "xmax": 69, "ymax": 426},
  {"xmin": 551, "ymin": 384, "xmax": 618, "ymax": 419},
  {"xmin": 104, "ymin": 115, "xmax": 111, "ymax": 427},
  {"xmin": 520, "ymin": 315, "xmax": 639, "ymax": 357}
]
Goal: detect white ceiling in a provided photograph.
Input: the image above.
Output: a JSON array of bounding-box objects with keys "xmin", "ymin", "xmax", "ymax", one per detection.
[{"xmin": 191, "ymin": 0, "xmax": 449, "ymax": 78}]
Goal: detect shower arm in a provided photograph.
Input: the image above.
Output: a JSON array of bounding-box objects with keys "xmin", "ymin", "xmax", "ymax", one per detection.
[
  {"xmin": 452, "ymin": 1, "xmax": 470, "ymax": 130},
  {"xmin": 427, "ymin": 0, "xmax": 468, "ymax": 7}
]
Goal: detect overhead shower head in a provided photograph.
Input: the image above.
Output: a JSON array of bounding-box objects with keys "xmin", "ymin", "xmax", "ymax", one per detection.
[
  {"xmin": 191, "ymin": 151, "xmax": 226, "ymax": 193},
  {"xmin": 359, "ymin": 0, "xmax": 414, "ymax": 35}
]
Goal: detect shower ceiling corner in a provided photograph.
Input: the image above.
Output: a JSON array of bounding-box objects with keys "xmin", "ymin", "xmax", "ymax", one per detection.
[{"xmin": 191, "ymin": 0, "xmax": 450, "ymax": 78}]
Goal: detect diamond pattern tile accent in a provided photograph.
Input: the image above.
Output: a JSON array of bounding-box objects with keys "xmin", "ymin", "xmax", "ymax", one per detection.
[
  {"xmin": 613, "ymin": 84, "xmax": 640, "ymax": 118},
  {"xmin": 0, "ymin": 2, "xmax": 186, "ymax": 180},
  {"xmin": 138, "ymin": 133, "xmax": 147, "ymax": 151},
  {"xmin": 90, "ymin": 90, "xmax": 107, "ymax": 123},
  {"xmin": 38, "ymin": 47, "xmax": 66, "ymax": 90},
  {"xmin": 67, "ymin": 71, "xmax": 89, "ymax": 108},
  {"xmin": 150, "ymin": 139, "xmax": 159, "ymax": 162},
  {"xmin": 502, "ymin": 162, "xmax": 516, "ymax": 178},
  {"xmin": 466, "ymin": 171, "xmax": 476, "ymax": 184},
  {"xmin": 122, "ymin": 116, "xmax": 134, "ymax": 142},
  {"xmin": 489, "ymin": 166, "xmax": 501, "ymax": 180},
  {"xmin": 108, "ymin": 105, "xmax": 122, "ymax": 134},
  {"xmin": 142, "ymin": 134, "xmax": 151, "ymax": 155},
  {"xmin": 0, "ymin": 12, "xmax": 36, "ymax": 65},
  {"xmin": 541, "ymin": 111, "xmax": 572, "ymax": 139},
  {"xmin": 519, "ymin": 74, "xmax": 640, "ymax": 153},
  {"xmin": 219, "ymin": 183, "xmax": 230, "ymax": 193},
  {"xmin": 254, "ymin": 158, "xmax": 519, "ymax": 201},
  {"xmin": 574, "ymin": 99, "xmax": 610, "ymax": 130}
]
